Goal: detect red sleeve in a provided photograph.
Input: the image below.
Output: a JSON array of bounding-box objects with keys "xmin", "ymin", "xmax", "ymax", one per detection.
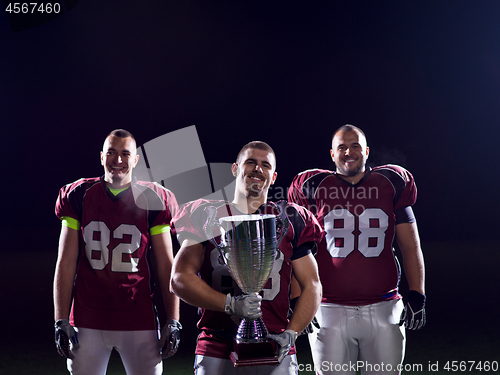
[
  {"xmin": 291, "ymin": 203, "xmax": 324, "ymax": 248},
  {"xmin": 172, "ymin": 199, "xmax": 210, "ymax": 243},
  {"xmin": 55, "ymin": 184, "xmax": 75, "ymax": 220},
  {"xmin": 393, "ymin": 166, "xmax": 417, "ymax": 210},
  {"xmin": 151, "ymin": 184, "xmax": 179, "ymax": 227},
  {"xmin": 375, "ymin": 165, "xmax": 417, "ymax": 209},
  {"xmin": 284, "ymin": 202, "xmax": 324, "ymax": 260},
  {"xmin": 54, "ymin": 178, "xmax": 95, "ymax": 221}
]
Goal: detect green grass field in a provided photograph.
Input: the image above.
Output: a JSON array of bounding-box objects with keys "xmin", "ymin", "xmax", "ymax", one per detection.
[{"xmin": 1, "ymin": 240, "xmax": 498, "ymax": 374}]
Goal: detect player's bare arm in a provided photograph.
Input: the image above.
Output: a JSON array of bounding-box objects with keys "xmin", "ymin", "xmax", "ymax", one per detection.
[
  {"xmin": 396, "ymin": 222, "xmax": 425, "ymax": 294},
  {"xmin": 289, "ymin": 275, "xmax": 301, "ymax": 300},
  {"xmin": 170, "ymin": 239, "xmax": 227, "ymax": 312},
  {"xmin": 287, "ymin": 253, "xmax": 322, "ymax": 334},
  {"xmin": 151, "ymin": 230, "xmax": 180, "ymax": 321},
  {"xmin": 53, "ymin": 225, "xmax": 79, "ymax": 321}
]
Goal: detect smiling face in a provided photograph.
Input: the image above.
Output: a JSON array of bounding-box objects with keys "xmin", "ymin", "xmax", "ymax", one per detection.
[
  {"xmin": 331, "ymin": 129, "xmax": 369, "ymax": 179},
  {"xmin": 232, "ymin": 147, "xmax": 277, "ymax": 200},
  {"xmin": 100, "ymin": 135, "xmax": 139, "ymax": 187}
]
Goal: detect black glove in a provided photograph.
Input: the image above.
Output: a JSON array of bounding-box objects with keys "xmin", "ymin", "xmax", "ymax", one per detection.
[
  {"xmin": 54, "ymin": 319, "xmax": 79, "ymax": 359},
  {"xmin": 160, "ymin": 319, "xmax": 182, "ymax": 359},
  {"xmin": 301, "ymin": 316, "xmax": 320, "ymax": 335},
  {"xmin": 399, "ymin": 290, "xmax": 426, "ymax": 330},
  {"xmin": 268, "ymin": 330, "xmax": 298, "ymax": 363},
  {"xmin": 225, "ymin": 293, "xmax": 262, "ymax": 320}
]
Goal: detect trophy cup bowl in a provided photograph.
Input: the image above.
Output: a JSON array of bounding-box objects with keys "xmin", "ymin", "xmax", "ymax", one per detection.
[{"xmin": 204, "ymin": 203, "xmax": 290, "ymax": 366}]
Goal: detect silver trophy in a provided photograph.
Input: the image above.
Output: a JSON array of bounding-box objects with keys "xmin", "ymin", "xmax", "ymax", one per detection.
[{"xmin": 204, "ymin": 201, "xmax": 290, "ymax": 366}]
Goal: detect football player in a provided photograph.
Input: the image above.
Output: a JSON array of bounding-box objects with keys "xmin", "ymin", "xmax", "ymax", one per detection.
[
  {"xmin": 53, "ymin": 129, "xmax": 181, "ymax": 375},
  {"xmin": 288, "ymin": 125, "xmax": 426, "ymax": 375},
  {"xmin": 170, "ymin": 141, "xmax": 324, "ymax": 375}
]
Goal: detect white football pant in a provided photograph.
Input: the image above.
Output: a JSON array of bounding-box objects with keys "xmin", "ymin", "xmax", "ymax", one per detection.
[
  {"xmin": 308, "ymin": 300, "xmax": 405, "ymax": 375},
  {"xmin": 67, "ymin": 328, "xmax": 162, "ymax": 375}
]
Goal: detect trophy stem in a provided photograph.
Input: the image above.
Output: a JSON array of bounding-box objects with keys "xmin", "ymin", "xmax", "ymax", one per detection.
[{"xmin": 236, "ymin": 316, "xmax": 269, "ymax": 343}]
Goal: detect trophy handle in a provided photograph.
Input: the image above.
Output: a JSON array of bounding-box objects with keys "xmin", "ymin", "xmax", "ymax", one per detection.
[
  {"xmin": 269, "ymin": 200, "xmax": 290, "ymax": 246},
  {"xmin": 203, "ymin": 206, "xmax": 226, "ymax": 265}
]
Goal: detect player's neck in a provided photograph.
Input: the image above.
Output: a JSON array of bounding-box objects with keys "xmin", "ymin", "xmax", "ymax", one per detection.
[
  {"xmin": 104, "ymin": 178, "xmax": 132, "ymax": 190},
  {"xmin": 337, "ymin": 171, "xmax": 366, "ymax": 185},
  {"xmin": 232, "ymin": 194, "xmax": 267, "ymax": 214}
]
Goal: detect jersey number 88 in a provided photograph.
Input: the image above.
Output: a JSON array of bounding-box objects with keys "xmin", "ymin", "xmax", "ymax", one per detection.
[{"xmin": 324, "ymin": 208, "xmax": 389, "ymax": 258}]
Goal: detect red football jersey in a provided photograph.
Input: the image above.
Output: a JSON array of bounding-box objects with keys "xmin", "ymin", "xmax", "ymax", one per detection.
[
  {"xmin": 173, "ymin": 199, "xmax": 323, "ymax": 359},
  {"xmin": 288, "ymin": 165, "xmax": 417, "ymax": 306},
  {"xmin": 55, "ymin": 177, "xmax": 178, "ymax": 330}
]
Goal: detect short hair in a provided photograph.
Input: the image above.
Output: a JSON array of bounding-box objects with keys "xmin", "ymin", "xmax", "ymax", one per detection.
[
  {"xmin": 236, "ymin": 141, "xmax": 276, "ymax": 166},
  {"xmin": 106, "ymin": 129, "xmax": 136, "ymax": 141},
  {"xmin": 332, "ymin": 124, "xmax": 367, "ymax": 143}
]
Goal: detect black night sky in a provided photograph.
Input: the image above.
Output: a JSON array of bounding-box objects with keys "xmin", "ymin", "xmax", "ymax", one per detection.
[{"xmin": 1, "ymin": 1, "xmax": 499, "ymax": 373}]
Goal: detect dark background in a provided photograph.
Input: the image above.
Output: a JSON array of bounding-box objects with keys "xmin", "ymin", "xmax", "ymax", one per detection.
[{"xmin": 1, "ymin": 1, "xmax": 499, "ymax": 373}]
